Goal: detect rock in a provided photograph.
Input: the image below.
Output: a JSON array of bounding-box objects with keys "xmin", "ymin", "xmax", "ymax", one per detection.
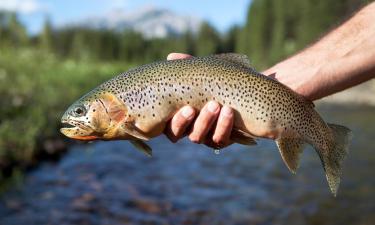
[{"xmin": 126, "ymin": 197, "xmax": 163, "ymax": 214}]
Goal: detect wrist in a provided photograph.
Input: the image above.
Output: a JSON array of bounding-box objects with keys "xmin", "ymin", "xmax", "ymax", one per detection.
[{"xmin": 263, "ymin": 50, "xmax": 326, "ymax": 100}]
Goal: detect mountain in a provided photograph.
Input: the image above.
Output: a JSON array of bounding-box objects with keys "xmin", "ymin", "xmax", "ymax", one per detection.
[{"xmin": 72, "ymin": 7, "xmax": 202, "ymax": 38}]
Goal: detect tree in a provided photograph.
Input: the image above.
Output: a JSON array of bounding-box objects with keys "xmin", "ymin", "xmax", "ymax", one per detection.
[
  {"xmin": 0, "ymin": 11, "xmax": 7, "ymax": 44},
  {"xmin": 119, "ymin": 30, "xmax": 145, "ymax": 62},
  {"xmin": 98, "ymin": 30, "xmax": 120, "ymax": 61},
  {"xmin": 8, "ymin": 12, "xmax": 28, "ymax": 47},
  {"xmin": 180, "ymin": 30, "xmax": 196, "ymax": 55},
  {"xmin": 39, "ymin": 17, "xmax": 53, "ymax": 52},
  {"xmin": 236, "ymin": 0, "xmax": 367, "ymax": 69},
  {"xmin": 195, "ymin": 22, "xmax": 221, "ymax": 56},
  {"xmin": 222, "ymin": 25, "xmax": 240, "ymax": 53},
  {"xmin": 236, "ymin": 0, "xmax": 275, "ymax": 68}
]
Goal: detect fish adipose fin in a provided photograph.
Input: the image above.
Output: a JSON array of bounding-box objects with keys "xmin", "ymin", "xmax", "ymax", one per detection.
[
  {"xmin": 212, "ymin": 53, "xmax": 252, "ymax": 68},
  {"xmin": 130, "ymin": 140, "xmax": 152, "ymax": 157},
  {"xmin": 231, "ymin": 129, "xmax": 257, "ymax": 146},
  {"xmin": 276, "ymin": 138, "xmax": 305, "ymax": 173},
  {"xmin": 318, "ymin": 123, "xmax": 352, "ymax": 197}
]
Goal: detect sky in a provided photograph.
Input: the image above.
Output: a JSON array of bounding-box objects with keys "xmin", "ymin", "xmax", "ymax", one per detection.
[{"xmin": 0, "ymin": 0, "xmax": 251, "ymax": 34}]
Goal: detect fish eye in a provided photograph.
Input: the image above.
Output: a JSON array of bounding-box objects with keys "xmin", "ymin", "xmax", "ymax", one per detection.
[{"xmin": 72, "ymin": 106, "xmax": 86, "ymax": 117}]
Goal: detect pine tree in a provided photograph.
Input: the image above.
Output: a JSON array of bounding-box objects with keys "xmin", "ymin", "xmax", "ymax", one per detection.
[
  {"xmin": 195, "ymin": 22, "xmax": 221, "ymax": 56},
  {"xmin": 120, "ymin": 30, "xmax": 145, "ymax": 62},
  {"xmin": 98, "ymin": 30, "xmax": 120, "ymax": 61},
  {"xmin": 236, "ymin": 4, "xmax": 252, "ymax": 58},
  {"xmin": 180, "ymin": 30, "xmax": 196, "ymax": 55},
  {"xmin": 236, "ymin": 0, "xmax": 367, "ymax": 69},
  {"xmin": 237, "ymin": 0, "xmax": 274, "ymax": 68},
  {"xmin": 70, "ymin": 30, "xmax": 87, "ymax": 60},
  {"xmin": 0, "ymin": 11, "xmax": 6, "ymax": 44},
  {"xmin": 8, "ymin": 12, "xmax": 28, "ymax": 47},
  {"xmin": 39, "ymin": 17, "xmax": 53, "ymax": 52},
  {"xmin": 223, "ymin": 25, "xmax": 239, "ymax": 53}
]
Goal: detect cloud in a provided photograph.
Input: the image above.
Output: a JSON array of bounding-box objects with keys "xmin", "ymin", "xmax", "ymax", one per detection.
[
  {"xmin": 108, "ymin": 0, "xmax": 128, "ymax": 9},
  {"xmin": 0, "ymin": 0, "xmax": 46, "ymax": 14}
]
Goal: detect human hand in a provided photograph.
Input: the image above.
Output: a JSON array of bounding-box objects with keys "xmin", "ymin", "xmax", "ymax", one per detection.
[{"xmin": 164, "ymin": 53, "xmax": 235, "ymax": 149}]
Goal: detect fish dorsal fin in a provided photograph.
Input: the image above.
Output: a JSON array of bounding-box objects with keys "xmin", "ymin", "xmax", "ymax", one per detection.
[
  {"xmin": 276, "ymin": 138, "xmax": 305, "ymax": 173},
  {"xmin": 212, "ymin": 53, "xmax": 252, "ymax": 68}
]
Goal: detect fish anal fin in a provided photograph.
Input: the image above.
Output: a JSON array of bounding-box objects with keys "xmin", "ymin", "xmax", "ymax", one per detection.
[
  {"xmin": 231, "ymin": 129, "xmax": 257, "ymax": 146},
  {"xmin": 276, "ymin": 138, "xmax": 305, "ymax": 174},
  {"xmin": 130, "ymin": 140, "xmax": 152, "ymax": 157},
  {"xmin": 212, "ymin": 53, "xmax": 252, "ymax": 68}
]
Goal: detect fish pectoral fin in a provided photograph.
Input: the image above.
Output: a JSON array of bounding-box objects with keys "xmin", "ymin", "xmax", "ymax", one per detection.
[
  {"xmin": 231, "ymin": 129, "xmax": 257, "ymax": 146},
  {"xmin": 130, "ymin": 140, "xmax": 152, "ymax": 157},
  {"xmin": 122, "ymin": 122, "xmax": 150, "ymax": 141},
  {"xmin": 276, "ymin": 138, "xmax": 305, "ymax": 174},
  {"xmin": 123, "ymin": 122, "xmax": 153, "ymax": 157}
]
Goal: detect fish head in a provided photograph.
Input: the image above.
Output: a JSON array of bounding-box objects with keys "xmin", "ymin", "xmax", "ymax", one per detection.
[{"xmin": 60, "ymin": 91, "xmax": 129, "ymax": 141}]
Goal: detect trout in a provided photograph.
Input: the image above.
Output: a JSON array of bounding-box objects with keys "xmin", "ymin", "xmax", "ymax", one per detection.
[{"xmin": 60, "ymin": 54, "xmax": 352, "ymax": 196}]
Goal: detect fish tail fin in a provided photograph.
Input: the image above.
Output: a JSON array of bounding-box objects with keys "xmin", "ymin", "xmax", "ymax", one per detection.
[{"xmin": 317, "ymin": 123, "xmax": 352, "ymax": 196}]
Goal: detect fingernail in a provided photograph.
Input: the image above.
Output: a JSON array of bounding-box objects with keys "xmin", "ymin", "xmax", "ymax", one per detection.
[
  {"xmin": 181, "ymin": 107, "xmax": 194, "ymax": 119},
  {"xmin": 221, "ymin": 106, "xmax": 233, "ymax": 117},
  {"xmin": 207, "ymin": 101, "xmax": 219, "ymax": 113}
]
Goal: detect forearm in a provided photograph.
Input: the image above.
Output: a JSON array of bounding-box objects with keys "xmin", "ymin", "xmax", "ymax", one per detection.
[{"xmin": 263, "ymin": 2, "xmax": 375, "ymax": 100}]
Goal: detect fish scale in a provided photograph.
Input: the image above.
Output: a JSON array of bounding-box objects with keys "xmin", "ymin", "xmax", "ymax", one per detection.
[{"xmin": 61, "ymin": 53, "xmax": 352, "ymax": 196}]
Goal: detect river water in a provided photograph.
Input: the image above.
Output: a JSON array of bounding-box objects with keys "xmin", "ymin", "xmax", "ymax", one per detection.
[{"xmin": 0, "ymin": 105, "xmax": 374, "ymax": 225}]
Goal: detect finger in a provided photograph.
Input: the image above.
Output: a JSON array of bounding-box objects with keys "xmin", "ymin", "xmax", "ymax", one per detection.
[
  {"xmin": 188, "ymin": 101, "xmax": 220, "ymax": 144},
  {"xmin": 212, "ymin": 106, "xmax": 234, "ymax": 146},
  {"xmin": 165, "ymin": 106, "xmax": 195, "ymax": 143},
  {"xmin": 167, "ymin": 53, "xmax": 193, "ymax": 61}
]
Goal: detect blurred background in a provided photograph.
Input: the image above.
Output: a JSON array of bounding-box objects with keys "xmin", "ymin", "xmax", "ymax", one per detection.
[{"xmin": 0, "ymin": 0, "xmax": 374, "ymax": 224}]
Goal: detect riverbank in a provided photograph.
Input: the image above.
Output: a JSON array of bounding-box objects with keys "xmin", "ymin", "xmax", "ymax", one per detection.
[{"xmin": 317, "ymin": 80, "xmax": 375, "ymax": 106}]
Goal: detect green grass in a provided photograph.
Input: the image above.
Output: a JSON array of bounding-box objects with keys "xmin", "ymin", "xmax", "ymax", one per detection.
[{"xmin": 0, "ymin": 48, "xmax": 135, "ymax": 179}]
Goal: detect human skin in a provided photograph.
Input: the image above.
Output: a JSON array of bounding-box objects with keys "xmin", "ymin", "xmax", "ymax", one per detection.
[{"xmin": 164, "ymin": 2, "xmax": 375, "ymax": 148}]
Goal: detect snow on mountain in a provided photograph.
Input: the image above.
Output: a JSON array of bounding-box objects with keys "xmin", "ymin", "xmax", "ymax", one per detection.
[{"xmin": 73, "ymin": 6, "xmax": 202, "ymax": 38}]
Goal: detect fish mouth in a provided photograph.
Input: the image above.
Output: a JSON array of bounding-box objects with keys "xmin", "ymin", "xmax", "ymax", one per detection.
[
  {"xmin": 60, "ymin": 120, "xmax": 98, "ymax": 141},
  {"xmin": 61, "ymin": 119, "xmax": 90, "ymax": 131},
  {"xmin": 60, "ymin": 119, "xmax": 96, "ymax": 140},
  {"xmin": 61, "ymin": 122, "xmax": 75, "ymax": 129}
]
